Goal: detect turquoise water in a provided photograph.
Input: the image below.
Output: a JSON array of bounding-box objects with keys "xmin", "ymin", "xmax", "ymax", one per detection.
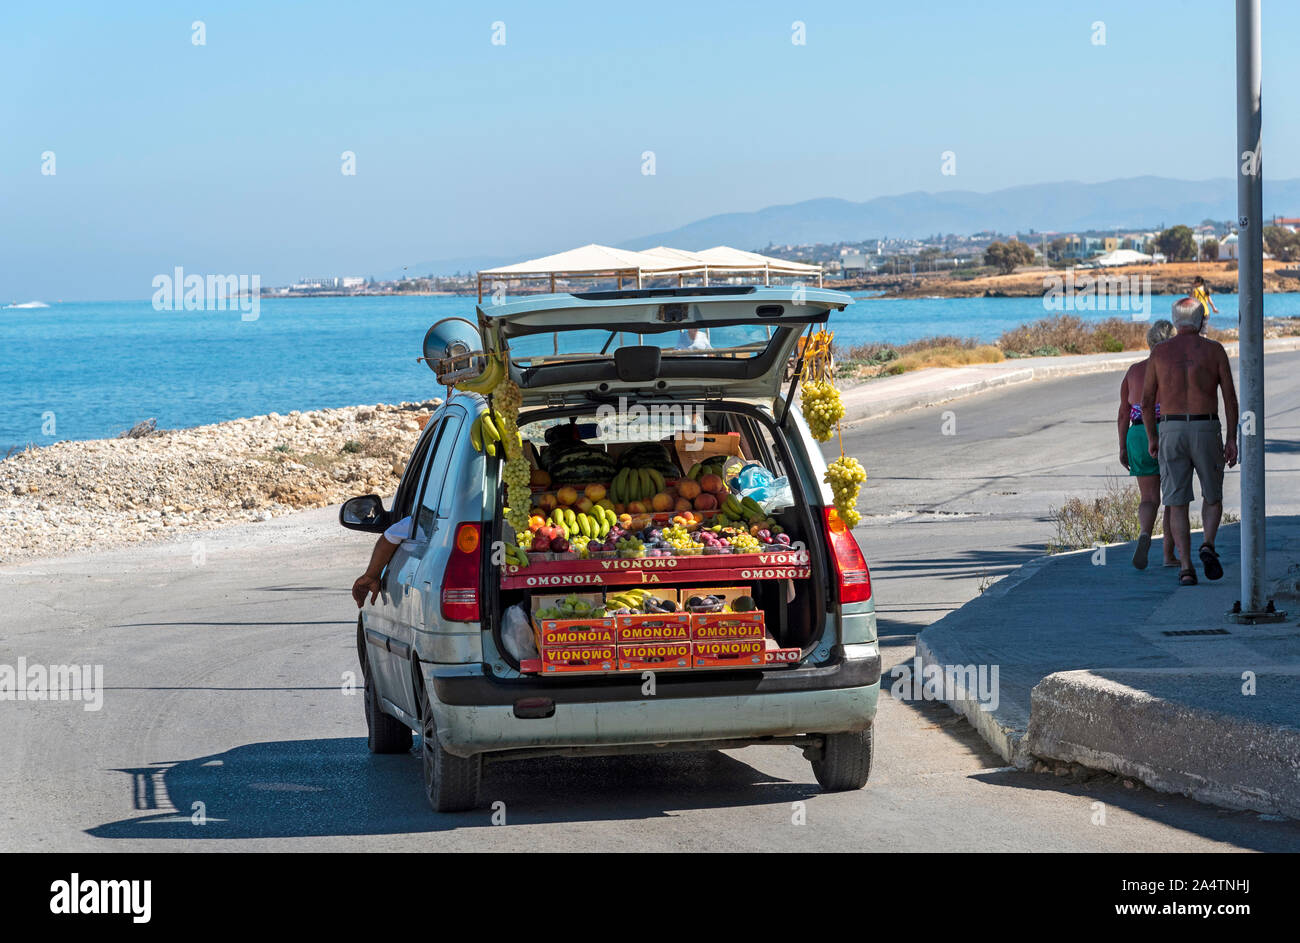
[{"xmin": 4, "ymin": 292, "xmax": 1296, "ymax": 452}]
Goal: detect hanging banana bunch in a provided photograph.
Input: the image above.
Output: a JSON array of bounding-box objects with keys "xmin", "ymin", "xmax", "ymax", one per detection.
[{"xmin": 455, "ymin": 349, "xmax": 507, "ymax": 395}]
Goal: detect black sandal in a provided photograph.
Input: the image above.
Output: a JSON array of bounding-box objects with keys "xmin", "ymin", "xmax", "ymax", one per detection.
[
  {"xmin": 1199, "ymin": 544, "xmax": 1223, "ymax": 581},
  {"xmin": 1179, "ymin": 568, "xmax": 1198, "ymax": 586}
]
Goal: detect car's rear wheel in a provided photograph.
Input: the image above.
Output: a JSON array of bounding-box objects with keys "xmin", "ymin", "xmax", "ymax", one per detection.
[
  {"xmin": 810, "ymin": 726, "xmax": 874, "ymax": 792},
  {"xmin": 419, "ymin": 684, "xmax": 482, "ymax": 812},
  {"xmin": 364, "ymin": 670, "xmax": 412, "ymax": 754}
]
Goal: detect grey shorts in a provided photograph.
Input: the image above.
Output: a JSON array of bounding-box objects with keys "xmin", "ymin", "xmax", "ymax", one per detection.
[{"xmin": 1158, "ymin": 419, "xmax": 1225, "ymax": 506}]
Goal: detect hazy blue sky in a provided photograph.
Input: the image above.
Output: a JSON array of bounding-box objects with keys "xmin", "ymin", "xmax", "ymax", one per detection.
[{"xmin": 4, "ymin": 1, "xmax": 1298, "ymax": 299}]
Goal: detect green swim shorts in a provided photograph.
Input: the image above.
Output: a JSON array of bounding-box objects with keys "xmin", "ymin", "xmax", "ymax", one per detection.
[{"xmin": 1126, "ymin": 423, "xmax": 1158, "ymax": 477}]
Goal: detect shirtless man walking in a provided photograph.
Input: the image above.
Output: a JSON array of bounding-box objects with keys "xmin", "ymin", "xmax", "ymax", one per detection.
[{"xmin": 1141, "ymin": 297, "xmax": 1239, "ymax": 585}]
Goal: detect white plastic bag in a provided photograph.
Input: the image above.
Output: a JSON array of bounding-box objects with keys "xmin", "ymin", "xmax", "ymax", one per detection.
[{"xmin": 501, "ymin": 603, "xmax": 538, "ymax": 661}]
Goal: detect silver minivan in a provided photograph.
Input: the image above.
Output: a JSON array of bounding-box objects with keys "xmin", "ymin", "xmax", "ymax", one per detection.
[{"xmin": 341, "ymin": 287, "xmax": 879, "ymax": 811}]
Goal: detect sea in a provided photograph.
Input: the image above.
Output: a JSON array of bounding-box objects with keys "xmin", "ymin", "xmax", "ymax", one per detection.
[{"xmin": 4, "ymin": 291, "xmax": 1298, "ymax": 454}]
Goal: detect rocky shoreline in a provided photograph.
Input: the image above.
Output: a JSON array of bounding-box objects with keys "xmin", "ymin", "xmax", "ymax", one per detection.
[
  {"xmin": 829, "ymin": 260, "xmax": 1300, "ymax": 299},
  {"xmin": 0, "ymin": 401, "xmax": 439, "ymax": 564}
]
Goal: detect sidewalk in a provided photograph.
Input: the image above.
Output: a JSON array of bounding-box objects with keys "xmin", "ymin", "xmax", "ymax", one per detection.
[
  {"xmin": 916, "ymin": 518, "xmax": 1300, "ymax": 818},
  {"xmin": 840, "ymin": 337, "xmax": 1300, "ymax": 422}
]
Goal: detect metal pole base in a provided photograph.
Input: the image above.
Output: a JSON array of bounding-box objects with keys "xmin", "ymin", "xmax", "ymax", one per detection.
[{"xmin": 1225, "ymin": 600, "xmax": 1289, "ymax": 624}]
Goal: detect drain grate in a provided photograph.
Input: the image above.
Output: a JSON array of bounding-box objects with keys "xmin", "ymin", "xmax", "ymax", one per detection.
[{"xmin": 1161, "ymin": 628, "xmax": 1231, "ymax": 637}]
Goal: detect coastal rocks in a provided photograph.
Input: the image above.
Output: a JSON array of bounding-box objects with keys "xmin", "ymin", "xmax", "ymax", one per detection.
[{"xmin": 0, "ymin": 401, "xmax": 439, "ymax": 563}]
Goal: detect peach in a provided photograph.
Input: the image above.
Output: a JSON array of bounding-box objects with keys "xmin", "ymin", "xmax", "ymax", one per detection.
[
  {"xmin": 538, "ymin": 493, "xmax": 558, "ymax": 512},
  {"xmin": 651, "ymin": 492, "xmax": 674, "ymax": 512},
  {"xmin": 677, "ymin": 479, "xmax": 701, "ymax": 500},
  {"xmin": 628, "ymin": 500, "xmax": 648, "ymax": 514},
  {"xmin": 674, "ymin": 497, "xmax": 694, "ymax": 512},
  {"xmin": 693, "ymin": 493, "xmax": 718, "ymax": 511},
  {"xmin": 699, "ymin": 474, "xmax": 724, "ymax": 494},
  {"xmin": 584, "ymin": 483, "xmax": 607, "ymax": 502},
  {"xmin": 556, "ymin": 485, "xmax": 579, "ymax": 506}
]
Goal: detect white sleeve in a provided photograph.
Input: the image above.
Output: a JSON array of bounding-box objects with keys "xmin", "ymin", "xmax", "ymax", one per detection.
[{"xmin": 383, "ymin": 515, "xmax": 413, "ymax": 545}]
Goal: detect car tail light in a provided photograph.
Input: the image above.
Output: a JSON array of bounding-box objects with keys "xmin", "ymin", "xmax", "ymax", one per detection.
[
  {"xmin": 441, "ymin": 522, "xmax": 482, "ymax": 621},
  {"xmin": 823, "ymin": 507, "xmax": 871, "ymax": 603}
]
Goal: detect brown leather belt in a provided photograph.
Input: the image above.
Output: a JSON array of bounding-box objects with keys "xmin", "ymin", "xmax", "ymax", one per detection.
[{"xmin": 1160, "ymin": 414, "xmax": 1218, "ymax": 422}]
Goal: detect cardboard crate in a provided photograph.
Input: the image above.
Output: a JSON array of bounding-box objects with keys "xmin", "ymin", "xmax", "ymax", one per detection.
[
  {"xmin": 683, "ymin": 585, "xmax": 765, "ymax": 640},
  {"xmin": 614, "ymin": 612, "xmax": 691, "ymax": 643},
  {"xmin": 692, "ymin": 638, "xmax": 764, "ymax": 669},
  {"xmin": 763, "ymin": 636, "xmax": 802, "ymax": 666},
  {"xmin": 540, "ymin": 645, "xmax": 618, "ymax": 675},
  {"xmin": 673, "ymin": 431, "xmax": 743, "ymax": 473},
  {"xmin": 617, "ymin": 641, "xmax": 692, "ymax": 672},
  {"xmin": 609, "ymin": 589, "xmax": 691, "ymax": 642},
  {"xmin": 531, "ymin": 593, "xmax": 617, "ymax": 648}
]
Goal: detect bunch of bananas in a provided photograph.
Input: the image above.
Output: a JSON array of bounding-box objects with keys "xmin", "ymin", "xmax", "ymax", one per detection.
[
  {"xmin": 455, "ymin": 350, "xmax": 508, "ymax": 395},
  {"xmin": 685, "ymin": 457, "xmax": 728, "ymax": 480},
  {"xmin": 824, "ymin": 455, "xmax": 867, "ymax": 528},
  {"xmin": 503, "ymin": 543, "xmax": 529, "ymax": 568},
  {"xmin": 548, "ymin": 505, "xmax": 616, "ymax": 541},
  {"xmin": 469, "ymin": 408, "xmax": 508, "ymax": 456},
  {"xmin": 610, "ymin": 466, "xmax": 665, "ymax": 504},
  {"xmin": 604, "ymin": 588, "xmax": 649, "ymax": 612}
]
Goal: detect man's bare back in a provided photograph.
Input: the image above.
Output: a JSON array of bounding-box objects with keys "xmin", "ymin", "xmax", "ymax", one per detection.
[{"xmin": 1143, "ymin": 332, "xmax": 1234, "ymax": 416}]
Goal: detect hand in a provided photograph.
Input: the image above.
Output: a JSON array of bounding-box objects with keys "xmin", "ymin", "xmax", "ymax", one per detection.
[
  {"xmin": 1148, "ymin": 439, "xmax": 1159, "ymax": 459},
  {"xmin": 1119, "ymin": 447, "xmax": 1129, "ymax": 470},
  {"xmin": 1225, "ymin": 438, "xmax": 1239, "ymax": 468},
  {"xmin": 352, "ymin": 574, "xmax": 382, "ymax": 608}
]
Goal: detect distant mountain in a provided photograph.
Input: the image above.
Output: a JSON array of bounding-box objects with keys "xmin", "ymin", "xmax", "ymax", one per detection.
[
  {"xmin": 393, "ymin": 176, "xmax": 1300, "ymax": 276},
  {"xmin": 619, "ymin": 176, "xmax": 1300, "ymax": 249}
]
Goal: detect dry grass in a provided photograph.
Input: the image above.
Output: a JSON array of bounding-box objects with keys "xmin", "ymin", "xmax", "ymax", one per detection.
[
  {"xmin": 878, "ymin": 345, "xmax": 1004, "ymax": 375},
  {"xmin": 1048, "ymin": 479, "xmax": 1241, "ymax": 553},
  {"xmin": 1047, "ymin": 479, "xmax": 1146, "ymax": 553},
  {"xmin": 998, "ymin": 316, "xmax": 1150, "ymax": 357},
  {"xmin": 837, "ymin": 335, "xmax": 997, "ymax": 378}
]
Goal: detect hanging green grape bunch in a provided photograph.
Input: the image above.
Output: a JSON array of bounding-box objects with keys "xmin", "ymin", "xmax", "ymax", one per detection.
[
  {"xmin": 799, "ymin": 331, "xmax": 842, "ymax": 442},
  {"xmin": 503, "ymin": 455, "xmax": 531, "ymax": 535},
  {"xmin": 824, "ymin": 455, "xmax": 867, "ymax": 528}
]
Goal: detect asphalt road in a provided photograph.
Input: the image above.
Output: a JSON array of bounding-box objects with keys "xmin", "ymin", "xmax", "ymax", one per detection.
[{"xmin": 4, "ymin": 353, "xmax": 1299, "ymax": 851}]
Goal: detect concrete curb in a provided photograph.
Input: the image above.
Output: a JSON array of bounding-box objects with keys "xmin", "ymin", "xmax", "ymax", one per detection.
[
  {"xmin": 842, "ymin": 336, "xmax": 1300, "ymax": 423},
  {"xmin": 917, "ymin": 524, "xmax": 1300, "ymax": 818},
  {"xmin": 1027, "ymin": 669, "xmax": 1300, "ymax": 818},
  {"xmin": 914, "ymin": 553, "xmax": 1056, "ymax": 768}
]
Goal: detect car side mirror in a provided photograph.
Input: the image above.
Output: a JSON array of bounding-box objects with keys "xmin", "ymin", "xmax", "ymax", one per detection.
[{"xmin": 339, "ymin": 494, "xmax": 390, "ymax": 532}]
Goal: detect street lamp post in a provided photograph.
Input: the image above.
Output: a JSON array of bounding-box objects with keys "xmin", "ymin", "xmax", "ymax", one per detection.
[{"xmin": 1229, "ymin": 0, "xmax": 1284, "ymax": 623}]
